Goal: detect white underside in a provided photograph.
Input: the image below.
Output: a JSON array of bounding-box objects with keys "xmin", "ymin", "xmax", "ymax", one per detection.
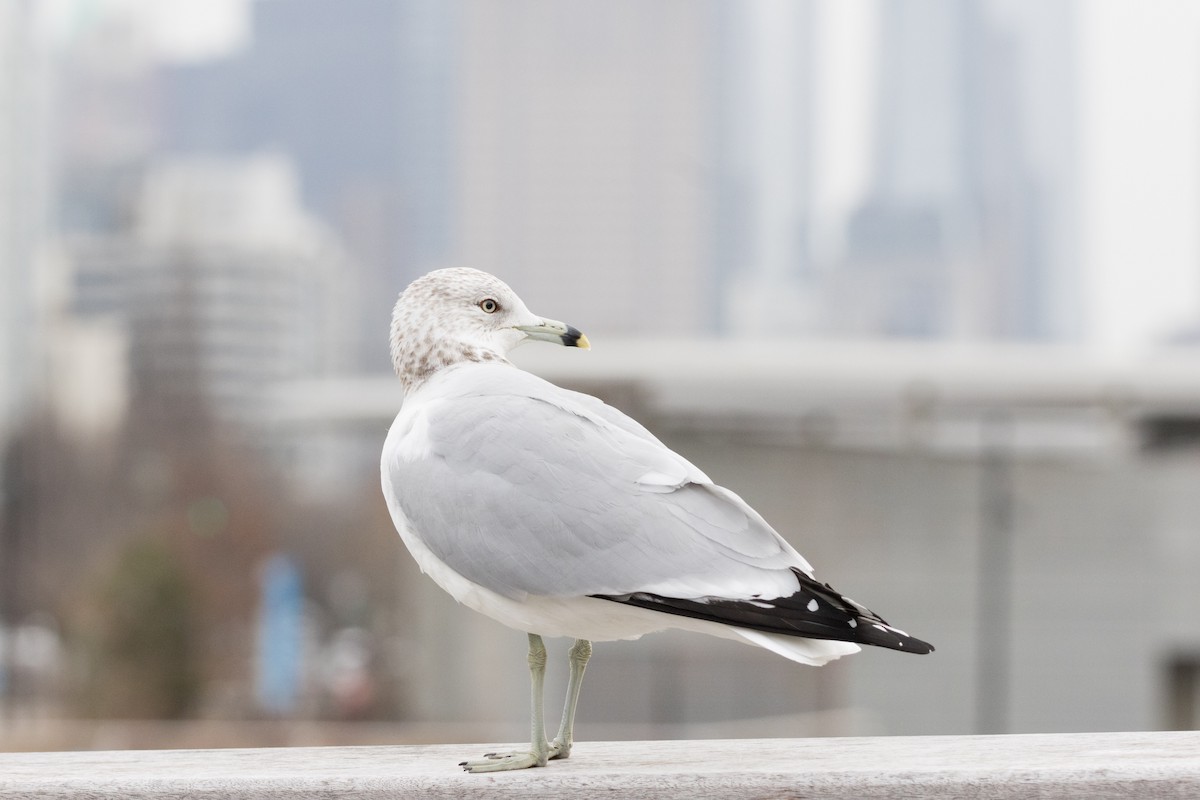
[{"xmin": 384, "ymin": 485, "xmax": 859, "ymax": 667}]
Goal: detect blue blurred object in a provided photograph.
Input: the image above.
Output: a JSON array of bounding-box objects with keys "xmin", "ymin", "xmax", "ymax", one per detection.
[{"xmin": 256, "ymin": 554, "xmax": 304, "ymax": 715}]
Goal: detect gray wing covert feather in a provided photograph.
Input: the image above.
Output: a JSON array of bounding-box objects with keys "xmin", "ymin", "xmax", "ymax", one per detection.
[{"xmin": 389, "ymin": 391, "xmax": 803, "ymax": 600}]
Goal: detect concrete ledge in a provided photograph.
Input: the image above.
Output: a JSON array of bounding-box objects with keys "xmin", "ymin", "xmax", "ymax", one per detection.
[{"xmin": 1, "ymin": 731, "xmax": 1198, "ymax": 799}]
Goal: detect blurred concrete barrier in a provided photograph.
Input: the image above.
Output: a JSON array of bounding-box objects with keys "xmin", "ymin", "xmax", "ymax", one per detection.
[{"xmin": 0, "ymin": 731, "xmax": 1198, "ymax": 798}]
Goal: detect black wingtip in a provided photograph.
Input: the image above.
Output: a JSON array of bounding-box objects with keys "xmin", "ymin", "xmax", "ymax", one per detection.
[
  {"xmin": 853, "ymin": 619, "xmax": 935, "ymax": 654},
  {"xmin": 593, "ymin": 568, "xmax": 935, "ymax": 655}
]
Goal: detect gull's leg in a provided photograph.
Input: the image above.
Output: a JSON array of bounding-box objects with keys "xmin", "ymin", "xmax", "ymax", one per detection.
[
  {"xmin": 549, "ymin": 638, "xmax": 592, "ymax": 760},
  {"xmin": 460, "ymin": 633, "xmax": 551, "ymax": 773}
]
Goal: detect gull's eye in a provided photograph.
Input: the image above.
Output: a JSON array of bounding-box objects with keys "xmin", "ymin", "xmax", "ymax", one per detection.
[{"xmin": 479, "ymin": 298, "xmax": 500, "ymax": 314}]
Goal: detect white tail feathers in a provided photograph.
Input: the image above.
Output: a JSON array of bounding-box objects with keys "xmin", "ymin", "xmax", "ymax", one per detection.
[{"xmin": 734, "ymin": 627, "xmax": 861, "ymax": 666}]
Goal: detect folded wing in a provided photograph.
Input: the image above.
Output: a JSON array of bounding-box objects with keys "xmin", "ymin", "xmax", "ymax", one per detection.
[{"xmin": 384, "ymin": 365, "xmax": 932, "ymax": 653}]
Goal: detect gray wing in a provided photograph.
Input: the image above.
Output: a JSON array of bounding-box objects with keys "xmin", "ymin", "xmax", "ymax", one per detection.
[{"xmin": 385, "ymin": 373, "xmax": 811, "ymax": 601}]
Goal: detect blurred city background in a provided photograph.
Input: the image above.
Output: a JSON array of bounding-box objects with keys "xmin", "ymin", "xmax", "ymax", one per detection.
[{"xmin": 3, "ymin": 0, "xmax": 1200, "ymax": 751}]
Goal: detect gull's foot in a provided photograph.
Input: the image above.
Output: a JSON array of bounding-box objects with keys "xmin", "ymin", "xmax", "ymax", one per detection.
[
  {"xmin": 460, "ymin": 740, "xmax": 572, "ymax": 772},
  {"xmin": 459, "ymin": 750, "xmax": 546, "ymax": 773}
]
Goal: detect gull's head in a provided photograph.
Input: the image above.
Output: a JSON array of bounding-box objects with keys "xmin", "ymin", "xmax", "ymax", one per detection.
[{"xmin": 390, "ymin": 267, "xmax": 589, "ymax": 391}]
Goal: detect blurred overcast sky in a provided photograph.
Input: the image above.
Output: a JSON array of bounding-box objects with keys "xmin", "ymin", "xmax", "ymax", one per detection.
[
  {"xmin": 37, "ymin": 0, "xmax": 251, "ymax": 61},
  {"xmin": 32, "ymin": 0, "xmax": 1200, "ymax": 351}
]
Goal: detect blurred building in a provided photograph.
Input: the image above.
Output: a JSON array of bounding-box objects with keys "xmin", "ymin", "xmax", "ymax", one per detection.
[
  {"xmin": 51, "ymin": 7, "xmax": 162, "ymax": 235},
  {"xmin": 271, "ymin": 340, "xmax": 1200, "ymax": 737},
  {"xmin": 833, "ymin": 0, "xmax": 1079, "ymax": 341},
  {"xmin": 39, "ymin": 0, "xmax": 165, "ymax": 443},
  {"xmin": 149, "ymin": 0, "xmax": 1090, "ymax": 355},
  {"xmin": 0, "ymin": 0, "xmax": 47, "ymax": 438},
  {"xmin": 0, "ymin": 0, "xmax": 51, "ymax": 716},
  {"xmin": 714, "ymin": 0, "xmax": 819, "ymax": 337},
  {"xmin": 454, "ymin": 0, "xmax": 716, "ymax": 337},
  {"xmin": 711, "ymin": 1, "xmax": 1082, "ymax": 343},
  {"xmin": 163, "ymin": 0, "xmax": 458, "ymax": 372},
  {"xmin": 61, "ymin": 155, "xmax": 355, "ymax": 437}
]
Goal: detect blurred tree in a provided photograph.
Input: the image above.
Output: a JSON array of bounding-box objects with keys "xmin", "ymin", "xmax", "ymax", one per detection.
[
  {"xmin": 11, "ymin": 271, "xmax": 409, "ymax": 720},
  {"xmin": 81, "ymin": 537, "xmax": 197, "ymax": 719}
]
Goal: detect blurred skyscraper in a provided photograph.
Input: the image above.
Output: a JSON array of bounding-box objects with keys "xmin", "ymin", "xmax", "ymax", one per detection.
[
  {"xmin": 65, "ymin": 155, "xmax": 355, "ymax": 434},
  {"xmin": 712, "ymin": 1, "xmax": 1081, "ymax": 342},
  {"xmin": 832, "ymin": 0, "xmax": 1079, "ymax": 340},
  {"xmin": 0, "ymin": 0, "xmax": 47, "ymax": 437},
  {"xmin": 714, "ymin": 0, "xmax": 818, "ymax": 337},
  {"xmin": 164, "ymin": 0, "xmax": 457, "ymax": 372},
  {"xmin": 147, "ymin": 0, "xmax": 1086, "ymax": 352},
  {"xmin": 52, "ymin": 8, "xmax": 162, "ymax": 235},
  {"xmin": 454, "ymin": 0, "xmax": 716, "ymax": 336},
  {"xmin": 0, "ymin": 0, "xmax": 49, "ymax": 713},
  {"xmin": 41, "ymin": 0, "xmax": 1097, "ymax": 425}
]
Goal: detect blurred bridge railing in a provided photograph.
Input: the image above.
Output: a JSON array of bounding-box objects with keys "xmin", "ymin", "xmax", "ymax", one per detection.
[{"xmin": 0, "ymin": 731, "xmax": 1197, "ymax": 798}]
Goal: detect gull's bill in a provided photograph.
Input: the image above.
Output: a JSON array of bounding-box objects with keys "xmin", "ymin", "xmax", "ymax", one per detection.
[{"xmin": 516, "ymin": 318, "xmax": 590, "ymax": 349}]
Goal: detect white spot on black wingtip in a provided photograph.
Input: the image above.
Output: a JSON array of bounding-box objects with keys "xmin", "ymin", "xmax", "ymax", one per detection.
[
  {"xmin": 848, "ymin": 619, "xmax": 858, "ymax": 628},
  {"xmin": 807, "ymin": 599, "xmax": 819, "ymax": 612}
]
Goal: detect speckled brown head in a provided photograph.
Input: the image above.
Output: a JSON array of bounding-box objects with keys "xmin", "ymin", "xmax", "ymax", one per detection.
[{"xmin": 389, "ymin": 268, "xmax": 589, "ymax": 394}]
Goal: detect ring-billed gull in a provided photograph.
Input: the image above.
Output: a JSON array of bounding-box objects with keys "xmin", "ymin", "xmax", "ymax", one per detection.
[{"xmin": 381, "ymin": 268, "xmax": 933, "ymax": 773}]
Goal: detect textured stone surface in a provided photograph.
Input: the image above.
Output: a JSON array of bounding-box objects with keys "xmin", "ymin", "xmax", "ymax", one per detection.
[{"xmin": 1, "ymin": 731, "xmax": 1198, "ymax": 799}]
